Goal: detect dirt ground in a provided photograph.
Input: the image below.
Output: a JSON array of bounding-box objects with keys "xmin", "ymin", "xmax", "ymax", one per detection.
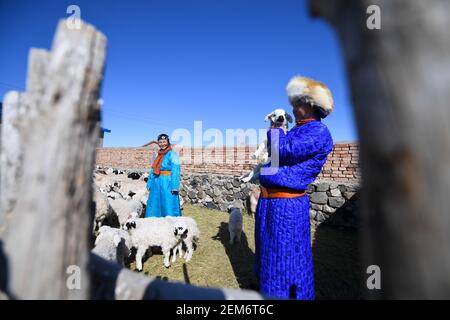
[{"xmin": 131, "ymin": 204, "xmax": 364, "ymax": 299}]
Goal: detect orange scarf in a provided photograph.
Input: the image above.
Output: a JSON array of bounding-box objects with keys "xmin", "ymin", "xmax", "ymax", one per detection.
[
  {"xmin": 152, "ymin": 145, "xmax": 172, "ymax": 175},
  {"xmin": 296, "ymin": 117, "xmax": 318, "ymax": 127}
]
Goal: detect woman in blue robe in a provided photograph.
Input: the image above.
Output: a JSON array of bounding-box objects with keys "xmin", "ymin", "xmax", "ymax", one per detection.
[
  {"xmin": 145, "ymin": 134, "xmax": 181, "ymax": 217},
  {"xmin": 255, "ymin": 76, "xmax": 334, "ymax": 299}
]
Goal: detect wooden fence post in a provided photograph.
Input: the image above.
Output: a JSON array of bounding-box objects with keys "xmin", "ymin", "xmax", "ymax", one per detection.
[
  {"xmin": 0, "ymin": 19, "xmax": 106, "ymax": 299},
  {"xmin": 310, "ymin": 0, "xmax": 450, "ymax": 298},
  {"xmin": 0, "ymin": 18, "xmax": 266, "ymax": 301}
]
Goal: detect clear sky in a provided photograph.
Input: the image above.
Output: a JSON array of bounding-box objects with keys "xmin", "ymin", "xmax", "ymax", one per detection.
[{"xmin": 0, "ymin": 0, "xmax": 358, "ymax": 147}]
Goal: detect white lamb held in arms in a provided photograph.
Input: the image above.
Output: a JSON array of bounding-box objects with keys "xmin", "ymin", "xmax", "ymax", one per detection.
[{"xmin": 124, "ymin": 217, "xmax": 188, "ymax": 270}]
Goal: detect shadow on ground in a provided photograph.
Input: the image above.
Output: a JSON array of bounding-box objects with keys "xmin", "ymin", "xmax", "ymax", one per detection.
[
  {"xmin": 312, "ymin": 222, "xmax": 364, "ymax": 299},
  {"xmin": 212, "ymin": 222, "xmax": 259, "ymax": 290}
]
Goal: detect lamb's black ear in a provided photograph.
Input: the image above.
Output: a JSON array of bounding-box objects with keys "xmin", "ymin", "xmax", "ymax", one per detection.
[
  {"xmin": 174, "ymin": 228, "xmax": 178, "ymax": 236},
  {"xmin": 182, "ymin": 229, "xmax": 189, "ymax": 238}
]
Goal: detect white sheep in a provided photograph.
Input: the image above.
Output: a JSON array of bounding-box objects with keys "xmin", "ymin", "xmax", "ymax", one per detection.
[
  {"xmin": 108, "ymin": 197, "xmax": 143, "ymax": 227},
  {"xmin": 93, "ymin": 187, "xmax": 119, "ymax": 232},
  {"xmin": 127, "ymin": 188, "xmax": 149, "ymax": 206},
  {"xmin": 117, "ymin": 180, "xmax": 142, "ymax": 200},
  {"xmin": 228, "ymin": 207, "xmax": 243, "ymax": 245},
  {"xmin": 123, "ymin": 217, "xmax": 188, "ymax": 270},
  {"xmin": 166, "ymin": 216, "xmax": 200, "ymax": 263},
  {"xmin": 91, "ymin": 226, "xmax": 131, "ymax": 266}
]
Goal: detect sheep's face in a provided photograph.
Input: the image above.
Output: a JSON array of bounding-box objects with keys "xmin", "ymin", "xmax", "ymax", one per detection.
[
  {"xmin": 124, "ymin": 220, "xmax": 136, "ymax": 230},
  {"xmin": 174, "ymin": 225, "xmax": 189, "ymax": 240}
]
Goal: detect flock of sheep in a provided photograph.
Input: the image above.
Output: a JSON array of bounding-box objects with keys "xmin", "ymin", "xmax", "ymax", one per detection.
[{"xmin": 91, "ymin": 168, "xmax": 243, "ymax": 273}]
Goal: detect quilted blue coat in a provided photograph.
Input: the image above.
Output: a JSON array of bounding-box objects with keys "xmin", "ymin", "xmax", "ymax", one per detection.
[
  {"xmin": 145, "ymin": 150, "xmax": 181, "ymax": 217},
  {"xmin": 256, "ymin": 120, "xmax": 333, "ymax": 299}
]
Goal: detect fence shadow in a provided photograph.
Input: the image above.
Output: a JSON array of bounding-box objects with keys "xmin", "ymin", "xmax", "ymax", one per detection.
[
  {"xmin": 0, "ymin": 240, "xmax": 9, "ymax": 298},
  {"xmin": 212, "ymin": 222, "xmax": 258, "ymax": 290},
  {"xmin": 312, "ymin": 221, "xmax": 364, "ymax": 299}
]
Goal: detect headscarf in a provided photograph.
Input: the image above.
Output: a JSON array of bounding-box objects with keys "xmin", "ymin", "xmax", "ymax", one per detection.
[{"xmin": 152, "ymin": 134, "xmax": 171, "ymax": 175}]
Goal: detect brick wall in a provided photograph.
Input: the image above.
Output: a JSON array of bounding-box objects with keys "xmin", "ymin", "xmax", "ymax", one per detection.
[
  {"xmin": 319, "ymin": 143, "xmax": 361, "ymax": 181},
  {"xmin": 95, "ymin": 142, "xmax": 360, "ymax": 181}
]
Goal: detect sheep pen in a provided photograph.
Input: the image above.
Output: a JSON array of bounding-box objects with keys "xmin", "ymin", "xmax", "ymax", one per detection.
[
  {"xmin": 121, "ymin": 205, "xmax": 363, "ymax": 299},
  {"xmin": 0, "ymin": 17, "xmax": 363, "ymax": 300},
  {"xmin": 92, "ymin": 168, "xmax": 363, "ymax": 299}
]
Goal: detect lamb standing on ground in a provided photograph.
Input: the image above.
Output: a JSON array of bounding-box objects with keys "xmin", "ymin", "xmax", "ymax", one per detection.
[
  {"xmin": 93, "ymin": 187, "xmax": 119, "ymax": 231},
  {"xmin": 228, "ymin": 207, "xmax": 243, "ymax": 245},
  {"xmin": 91, "ymin": 226, "xmax": 131, "ymax": 266},
  {"xmin": 124, "ymin": 217, "xmax": 188, "ymax": 270},
  {"xmin": 108, "ymin": 196, "xmax": 143, "ymax": 227},
  {"xmin": 166, "ymin": 216, "xmax": 200, "ymax": 263},
  {"xmin": 128, "ymin": 188, "xmax": 149, "ymax": 206}
]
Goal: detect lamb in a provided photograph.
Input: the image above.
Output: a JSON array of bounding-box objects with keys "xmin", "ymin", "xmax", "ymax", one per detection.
[
  {"xmin": 166, "ymin": 216, "xmax": 200, "ymax": 263},
  {"xmin": 246, "ymin": 186, "xmax": 260, "ymax": 215},
  {"xmin": 116, "ymin": 179, "xmax": 142, "ymax": 200},
  {"xmin": 93, "ymin": 187, "xmax": 119, "ymax": 232},
  {"xmin": 239, "ymin": 108, "xmax": 292, "ymax": 183},
  {"xmin": 108, "ymin": 196, "xmax": 144, "ymax": 227},
  {"xmin": 91, "ymin": 226, "xmax": 131, "ymax": 266},
  {"xmin": 127, "ymin": 188, "xmax": 149, "ymax": 206},
  {"xmin": 228, "ymin": 206, "xmax": 243, "ymax": 245},
  {"xmin": 123, "ymin": 217, "xmax": 188, "ymax": 270}
]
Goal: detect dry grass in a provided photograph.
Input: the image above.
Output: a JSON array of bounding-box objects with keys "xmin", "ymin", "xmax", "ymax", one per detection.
[{"xmin": 130, "ymin": 205, "xmax": 364, "ymax": 299}]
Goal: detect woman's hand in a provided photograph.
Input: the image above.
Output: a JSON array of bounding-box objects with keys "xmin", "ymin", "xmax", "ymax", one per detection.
[{"xmin": 171, "ymin": 190, "xmax": 179, "ymax": 195}]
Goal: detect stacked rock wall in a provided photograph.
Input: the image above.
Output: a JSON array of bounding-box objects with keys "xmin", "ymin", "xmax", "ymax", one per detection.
[{"xmin": 95, "ymin": 167, "xmax": 361, "ymax": 228}]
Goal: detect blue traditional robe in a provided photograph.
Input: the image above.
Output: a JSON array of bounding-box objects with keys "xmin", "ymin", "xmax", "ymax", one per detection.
[
  {"xmin": 145, "ymin": 150, "xmax": 181, "ymax": 217},
  {"xmin": 255, "ymin": 120, "xmax": 333, "ymax": 299}
]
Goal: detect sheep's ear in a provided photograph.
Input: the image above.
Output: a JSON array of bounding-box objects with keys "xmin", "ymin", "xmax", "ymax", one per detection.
[
  {"xmin": 286, "ymin": 113, "xmax": 293, "ymax": 123},
  {"xmin": 182, "ymin": 229, "xmax": 189, "ymax": 238},
  {"xmin": 174, "ymin": 228, "xmax": 178, "ymax": 236},
  {"xmin": 264, "ymin": 112, "xmax": 274, "ymax": 122}
]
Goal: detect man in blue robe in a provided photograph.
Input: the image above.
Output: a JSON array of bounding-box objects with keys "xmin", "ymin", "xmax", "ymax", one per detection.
[{"xmin": 256, "ymin": 76, "xmax": 334, "ymax": 299}]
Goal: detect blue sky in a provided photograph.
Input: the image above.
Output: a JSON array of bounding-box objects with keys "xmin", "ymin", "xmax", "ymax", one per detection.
[{"xmin": 0, "ymin": 0, "xmax": 358, "ymax": 147}]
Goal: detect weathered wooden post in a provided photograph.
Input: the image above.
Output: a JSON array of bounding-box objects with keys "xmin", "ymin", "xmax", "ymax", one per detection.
[
  {"xmin": 0, "ymin": 19, "xmax": 106, "ymax": 299},
  {"xmin": 311, "ymin": 0, "xmax": 450, "ymax": 298},
  {"xmin": 0, "ymin": 18, "xmax": 266, "ymax": 301}
]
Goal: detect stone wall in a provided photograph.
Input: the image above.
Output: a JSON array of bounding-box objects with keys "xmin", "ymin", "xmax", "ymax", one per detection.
[
  {"xmin": 96, "ymin": 142, "xmax": 361, "ymax": 182},
  {"xmin": 95, "ymin": 167, "xmax": 361, "ymax": 228},
  {"xmin": 179, "ymin": 174, "xmax": 360, "ymax": 228},
  {"xmin": 307, "ymin": 180, "xmax": 360, "ymax": 228}
]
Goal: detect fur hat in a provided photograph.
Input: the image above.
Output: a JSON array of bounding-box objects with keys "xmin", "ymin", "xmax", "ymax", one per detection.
[{"xmin": 286, "ymin": 76, "xmax": 334, "ymax": 118}]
